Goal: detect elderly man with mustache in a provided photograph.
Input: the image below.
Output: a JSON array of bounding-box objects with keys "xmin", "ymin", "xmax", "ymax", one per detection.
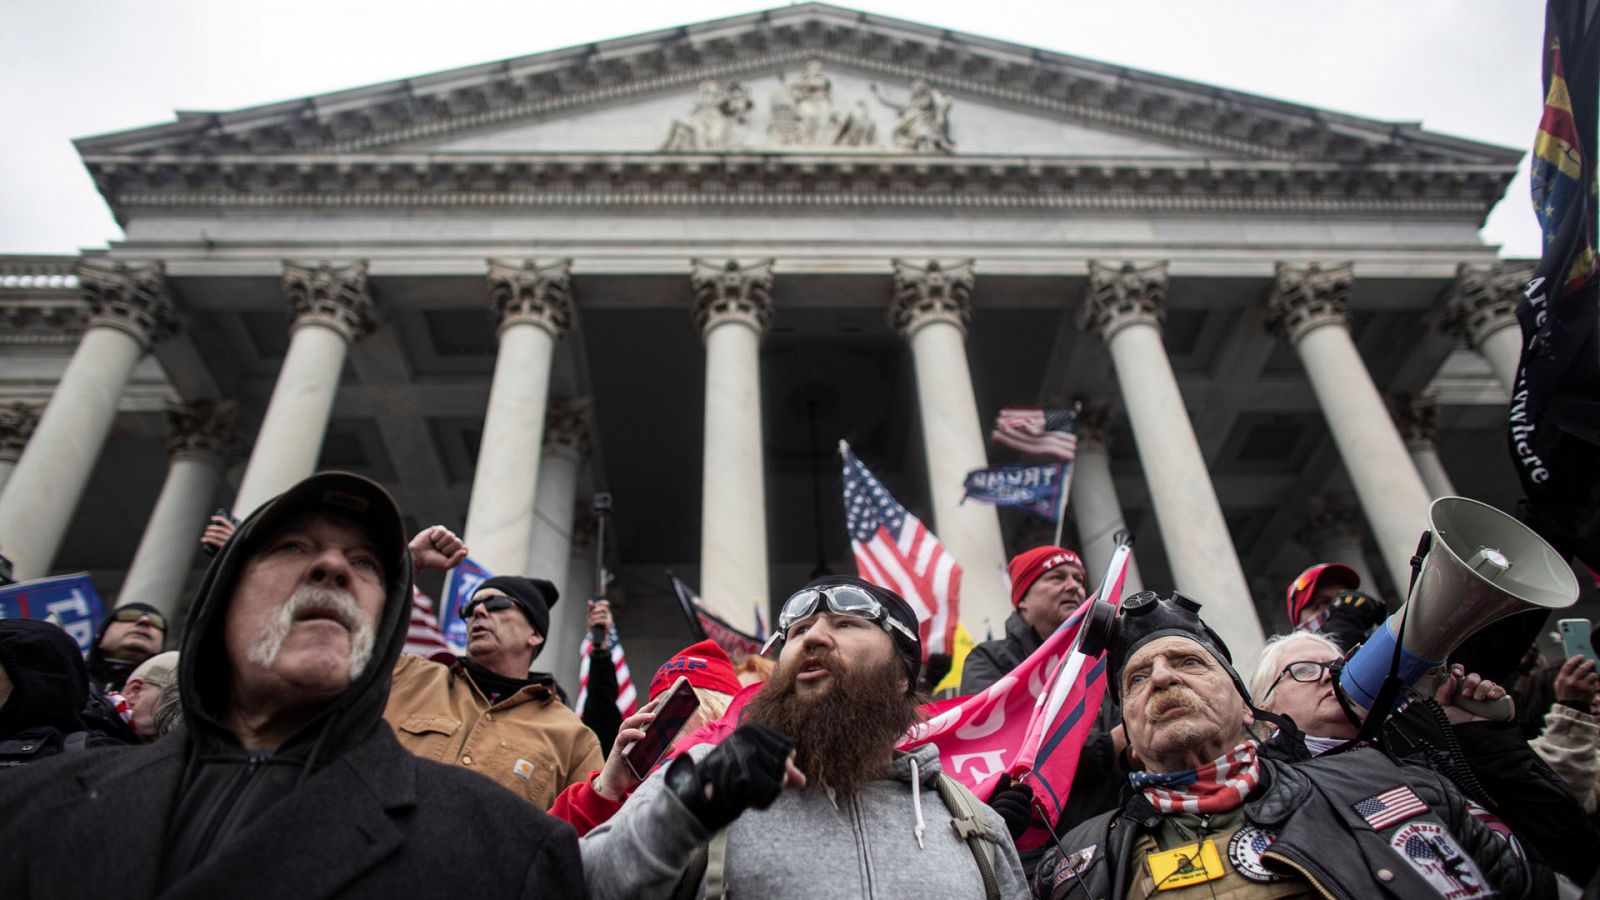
[
  {"xmin": 0, "ymin": 472, "xmax": 583, "ymax": 899},
  {"xmin": 1032, "ymin": 591, "xmax": 1546, "ymax": 900}
]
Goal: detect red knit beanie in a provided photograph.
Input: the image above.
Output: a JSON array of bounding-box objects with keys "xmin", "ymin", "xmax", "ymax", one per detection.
[
  {"xmin": 1008, "ymin": 546, "xmax": 1085, "ymax": 607},
  {"xmin": 648, "ymin": 639, "xmax": 743, "ymax": 700}
]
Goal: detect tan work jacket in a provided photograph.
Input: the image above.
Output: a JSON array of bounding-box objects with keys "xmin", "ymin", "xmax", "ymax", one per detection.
[{"xmin": 384, "ymin": 653, "xmax": 603, "ymax": 809}]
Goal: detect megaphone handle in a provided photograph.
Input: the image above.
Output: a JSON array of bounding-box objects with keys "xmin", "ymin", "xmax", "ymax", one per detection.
[{"xmin": 1450, "ymin": 694, "xmax": 1514, "ymax": 721}]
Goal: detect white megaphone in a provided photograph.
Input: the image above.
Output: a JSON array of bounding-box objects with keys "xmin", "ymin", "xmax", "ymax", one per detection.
[{"xmin": 1339, "ymin": 496, "xmax": 1580, "ymax": 712}]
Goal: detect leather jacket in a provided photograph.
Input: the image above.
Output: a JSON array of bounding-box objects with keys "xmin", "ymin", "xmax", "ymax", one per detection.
[{"xmin": 1034, "ymin": 747, "xmax": 1549, "ymax": 899}]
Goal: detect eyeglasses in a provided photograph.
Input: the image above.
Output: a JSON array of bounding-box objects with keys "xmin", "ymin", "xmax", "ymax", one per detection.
[
  {"xmin": 1263, "ymin": 659, "xmax": 1337, "ymax": 699},
  {"xmin": 110, "ymin": 607, "xmax": 167, "ymax": 632},
  {"xmin": 761, "ymin": 585, "xmax": 919, "ymax": 654},
  {"xmin": 461, "ymin": 595, "xmax": 516, "ymax": 619}
]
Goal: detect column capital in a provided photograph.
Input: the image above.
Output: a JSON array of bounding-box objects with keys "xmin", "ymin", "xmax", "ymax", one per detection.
[
  {"xmin": 1079, "ymin": 260, "xmax": 1167, "ymax": 342},
  {"xmin": 166, "ymin": 398, "xmax": 246, "ymax": 467},
  {"xmin": 76, "ymin": 259, "xmax": 179, "ymax": 349},
  {"xmin": 487, "ymin": 258, "xmax": 575, "ymax": 338},
  {"xmin": 1293, "ymin": 492, "xmax": 1365, "ymax": 552},
  {"xmin": 544, "ymin": 396, "xmax": 594, "ymax": 456},
  {"xmin": 1264, "ymin": 261, "xmax": 1353, "ymax": 346},
  {"xmin": 1440, "ymin": 261, "xmax": 1530, "ymax": 349},
  {"xmin": 0, "ymin": 401, "xmax": 41, "ymax": 462},
  {"xmin": 888, "ymin": 258, "xmax": 975, "ymax": 337},
  {"xmin": 1388, "ymin": 392, "xmax": 1440, "ymax": 449},
  {"xmin": 691, "ymin": 258, "xmax": 775, "ymax": 336},
  {"xmin": 282, "ymin": 260, "xmax": 376, "ymax": 342}
]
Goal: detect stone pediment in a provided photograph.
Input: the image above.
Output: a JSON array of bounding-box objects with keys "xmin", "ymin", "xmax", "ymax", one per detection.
[{"xmin": 76, "ymin": 3, "xmax": 1518, "ymax": 168}]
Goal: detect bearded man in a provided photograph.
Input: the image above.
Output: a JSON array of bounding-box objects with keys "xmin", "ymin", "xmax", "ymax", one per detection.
[
  {"xmin": 1033, "ymin": 591, "xmax": 1545, "ymax": 899},
  {"xmin": 582, "ymin": 575, "xmax": 1029, "ymax": 900},
  {"xmin": 0, "ymin": 472, "xmax": 582, "ymax": 898}
]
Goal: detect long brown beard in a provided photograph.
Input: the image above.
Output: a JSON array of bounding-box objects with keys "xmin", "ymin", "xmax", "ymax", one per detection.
[{"xmin": 742, "ymin": 650, "xmax": 922, "ymax": 799}]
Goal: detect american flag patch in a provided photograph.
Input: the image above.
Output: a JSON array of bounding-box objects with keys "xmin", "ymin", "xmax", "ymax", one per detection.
[{"xmin": 1354, "ymin": 786, "xmax": 1427, "ymax": 830}]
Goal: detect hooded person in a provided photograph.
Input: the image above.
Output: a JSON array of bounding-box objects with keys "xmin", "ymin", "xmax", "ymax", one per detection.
[
  {"xmin": 582, "ymin": 574, "xmax": 1030, "ymax": 900},
  {"xmin": 384, "ymin": 573, "xmax": 603, "ymax": 808},
  {"xmin": 1032, "ymin": 590, "xmax": 1546, "ymax": 900},
  {"xmin": 0, "ymin": 471, "xmax": 583, "ymax": 898},
  {"xmin": 0, "ymin": 619, "xmax": 119, "ymax": 766},
  {"xmin": 80, "ymin": 602, "xmax": 168, "ymax": 744}
]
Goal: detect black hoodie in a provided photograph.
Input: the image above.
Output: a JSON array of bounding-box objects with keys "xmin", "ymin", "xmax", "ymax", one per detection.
[
  {"xmin": 0, "ymin": 619, "xmax": 89, "ymax": 739},
  {"xmin": 157, "ymin": 484, "xmax": 416, "ymax": 885}
]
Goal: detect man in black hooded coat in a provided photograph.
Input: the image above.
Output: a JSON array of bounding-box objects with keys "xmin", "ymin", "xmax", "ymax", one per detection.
[
  {"xmin": 0, "ymin": 619, "xmax": 118, "ymax": 766},
  {"xmin": 0, "ymin": 471, "xmax": 585, "ymax": 899}
]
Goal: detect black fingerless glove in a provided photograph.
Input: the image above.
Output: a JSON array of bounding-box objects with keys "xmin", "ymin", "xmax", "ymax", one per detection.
[
  {"xmin": 1319, "ymin": 590, "xmax": 1387, "ymax": 650},
  {"xmin": 987, "ymin": 774, "xmax": 1034, "ymax": 841},
  {"xmin": 665, "ymin": 723, "xmax": 794, "ymax": 832}
]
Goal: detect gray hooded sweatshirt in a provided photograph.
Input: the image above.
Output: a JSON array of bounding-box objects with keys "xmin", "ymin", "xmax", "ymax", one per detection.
[{"xmin": 582, "ymin": 741, "xmax": 1029, "ymax": 899}]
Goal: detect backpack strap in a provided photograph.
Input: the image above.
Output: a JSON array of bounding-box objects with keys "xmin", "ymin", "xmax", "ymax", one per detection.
[
  {"xmin": 936, "ymin": 774, "xmax": 1002, "ymax": 900},
  {"xmin": 671, "ymin": 828, "xmax": 730, "ymax": 900}
]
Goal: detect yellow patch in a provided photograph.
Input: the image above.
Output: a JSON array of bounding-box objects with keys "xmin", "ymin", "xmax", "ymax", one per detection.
[{"xmin": 1147, "ymin": 840, "xmax": 1225, "ymax": 891}]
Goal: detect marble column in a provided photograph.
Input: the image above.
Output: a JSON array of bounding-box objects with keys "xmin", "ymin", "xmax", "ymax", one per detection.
[
  {"xmin": 1266, "ymin": 262, "xmax": 1433, "ymax": 593},
  {"xmin": 692, "ymin": 259, "xmax": 774, "ymax": 633},
  {"xmin": 1442, "ymin": 261, "xmax": 1530, "ymax": 395},
  {"xmin": 119, "ymin": 400, "xmax": 244, "ymax": 617},
  {"xmin": 1391, "ymin": 393, "xmax": 1457, "ymax": 499},
  {"xmin": 527, "ymin": 397, "xmax": 591, "ymax": 684},
  {"xmin": 462, "ymin": 259, "xmax": 574, "ymax": 578},
  {"xmin": 1071, "ymin": 403, "xmax": 1145, "ymax": 597},
  {"xmin": 0, "ymin": 261, "xmax": 178, "ymax": 581},
  {"xmin": 233, "ymin": 261, "xmax": 376, "ymax": 516},
  {"xmin": 0, "ymin": 402, "xmax": 41, "ymax": 496},
  {"xmin": 1081, "ymin": 261, "xmax": 1261, "ymax": 661},
  {"xmin": 888, "ymin": 259, "xmax": 1012, "ymax": 636},
  {"xmin": 1293, "ymin": 493, "xmax": 1379, "ymax": 593}
]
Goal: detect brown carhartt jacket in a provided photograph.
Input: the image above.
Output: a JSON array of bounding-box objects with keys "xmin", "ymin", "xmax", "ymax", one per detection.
[{"xmin": 384, "ymin": 653, "xmax": 603, "ymax": 809}]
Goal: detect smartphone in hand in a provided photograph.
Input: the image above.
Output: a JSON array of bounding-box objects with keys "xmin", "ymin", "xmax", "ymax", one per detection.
[
  {"xmin": 624, "ymin": 676, "xmax": 701, "ymax": 780},
  {"xmin": 1558, "ymin": 618, "xmax": 1598, "ymax": 666}
]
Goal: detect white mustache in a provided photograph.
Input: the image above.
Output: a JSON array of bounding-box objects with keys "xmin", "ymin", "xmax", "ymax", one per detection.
[{"xmin": 246, "ymin": 585, "xmax": 376, "ymax": 680}]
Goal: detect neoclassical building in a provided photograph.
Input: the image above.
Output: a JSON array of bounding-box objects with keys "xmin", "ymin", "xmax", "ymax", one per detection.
[{"xmin": 0, "ymin": 4, "xmax": 1529, "ymax": 685}]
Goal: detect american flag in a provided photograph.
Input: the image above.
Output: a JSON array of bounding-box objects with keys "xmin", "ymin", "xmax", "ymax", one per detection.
[
  {"xmin": 992, "ymin": 407, "xmax": 1078, "ymax": 460},
  {"xmin": 405, "ymin": 587, "xmax": 458, "ymax": 659},
  {"xmin": 841, "ymin": 441, "xmax": 960, "ymax": 657},
  {"xmin": 1354, "ymin": 785, "xmax": 1427, "ymax": 830},
  {"xmin": 576, "ymin": 625, "xmax": 638, "ymax": 717}
]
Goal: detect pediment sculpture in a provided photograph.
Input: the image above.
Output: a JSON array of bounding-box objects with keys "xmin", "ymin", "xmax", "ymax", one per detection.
[{"xmin": 659, "ymin": 59, "xmax": 952, "ymax": 154}]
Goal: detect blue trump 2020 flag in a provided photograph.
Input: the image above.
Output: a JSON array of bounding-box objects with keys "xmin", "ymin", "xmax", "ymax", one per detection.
[
  {"xmin": 439, "ymin": 556, "xmax": 492, "ymax": 652},
  {"xmin": 0, "ymin": 573, "xmax": 107, "ymax": 655},
  {"xmin": 962, "ymin": 462, "xmax": 1069, "ymax": 521}
]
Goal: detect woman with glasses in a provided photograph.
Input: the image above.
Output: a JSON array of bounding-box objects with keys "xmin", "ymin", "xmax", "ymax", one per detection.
[{"xmin": 1249, "ymin": 631, "xmax": 1600, "ymax": 884}]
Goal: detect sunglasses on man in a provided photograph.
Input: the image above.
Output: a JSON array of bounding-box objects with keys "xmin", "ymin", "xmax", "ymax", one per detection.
[{"xmin": 109, "ymin": 607, "xmax": 167, "ymax": 632}]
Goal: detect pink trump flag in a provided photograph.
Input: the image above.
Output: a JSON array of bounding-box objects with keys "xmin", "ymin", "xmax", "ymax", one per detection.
[{"xmin": 898, "ymin": 540, "xmax": 1132, "ymax": 849}]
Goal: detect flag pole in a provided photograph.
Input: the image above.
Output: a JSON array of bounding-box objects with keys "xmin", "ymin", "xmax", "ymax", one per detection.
[{"xmin": 1050, "ymin": 463, "xmax": 1073, "ymax": 547}]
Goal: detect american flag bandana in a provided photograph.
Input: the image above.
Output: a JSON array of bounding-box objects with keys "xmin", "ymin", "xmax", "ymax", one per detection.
[
  {"xmin": 1355, "ymin": 785, "xmax": 1428, "ymax": 830},
  {"xmin": 1131, "ymin": 740, "xmax": 1262, "ymax": 814}
]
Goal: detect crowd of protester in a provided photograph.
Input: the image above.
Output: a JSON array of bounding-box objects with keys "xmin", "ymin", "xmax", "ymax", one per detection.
[{"xmin": 2, "ymin": 469, "xmax": 1598, "ymax": 898}]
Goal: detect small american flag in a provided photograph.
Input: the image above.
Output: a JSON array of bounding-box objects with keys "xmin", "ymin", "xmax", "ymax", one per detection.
[
  {"xmin": 576, "ymin": 625, "xmax": 638, "ymax": 717},
  {"xmin": 841, "ymin": 441, "xmax": 960, "ymax": 657},
  {"xmin": 1354, "ymin": 785, "xmax": 1427, "ymax": 830},
  {"xmin": 405, "ymin": 587, "xmax": 458, "ymax": 659},
  {"xmin": 992, "ymin": 407, "xmax": 1078, "ymax": 460}
]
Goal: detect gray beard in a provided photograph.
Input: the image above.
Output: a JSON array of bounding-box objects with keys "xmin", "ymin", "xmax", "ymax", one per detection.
[{"xmin": 246, "ymin": 585, "xmax": 376, "ymax": 681}]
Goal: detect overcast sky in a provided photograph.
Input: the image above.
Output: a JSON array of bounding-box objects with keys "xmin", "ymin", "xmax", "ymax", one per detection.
[{"xmin": 0, "ymin": 0, "xmax": 1547, "ymax": 257}]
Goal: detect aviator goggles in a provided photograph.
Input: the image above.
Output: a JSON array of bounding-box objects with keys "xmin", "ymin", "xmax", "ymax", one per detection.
[
  {"xmin": 761, "ymin": 585, "xmax": 919, "ymax": 655},
  {"xmin": 109, "ymin": 607, "xmax": 167, "ymax": 632}
]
